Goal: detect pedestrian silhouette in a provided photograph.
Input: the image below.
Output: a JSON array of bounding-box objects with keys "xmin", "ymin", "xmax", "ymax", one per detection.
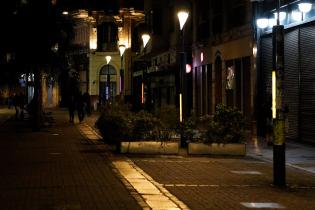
[
  {"xmin": 77, "ymin": 92, "xmax": 85, "ymax": 123},
  {"xmin": 68, "ymin": 94, "xmax": 75, "ymax": 123},
  {"xmin": 13, "ymin": 93, "xmax": 19, "ymax": 120},
  {"xmin": 83, "ymin": 92, "xmax": 91, "ymax": 116},
  {"xmin": 19, "ymin": 92, "xmax": 25, "ymax": 120}
]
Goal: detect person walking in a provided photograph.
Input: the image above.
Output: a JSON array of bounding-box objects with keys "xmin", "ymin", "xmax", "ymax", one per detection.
[
  {"xmin": 68, "ymin": 94, "xmax": 76, "ymax": 123},
  {"xmin": 19, "ymin": 92, "xmax": 25, "ymax": 120},
  {"xmin": 83, "ymin": 92, "xmax": 91, "ymax": 116},
  {"xmin": 13, "ymin": 93, "xmax": 20, "ymax": 120},
  {"xmin": 77, "ymin": 92, "xmax": 85, "ymax": 123}
]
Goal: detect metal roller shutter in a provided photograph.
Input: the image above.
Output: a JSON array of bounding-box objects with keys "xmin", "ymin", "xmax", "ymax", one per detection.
[
  {"xmin": 261, "ymin": 36, "xmax": 273, "ymax": 95},
  {"xmin": 284, "ymin": 29, "xmax": 299, "ymax": 140},
  {"xmin": 300, "ymin": 25, "xmax": 315, "ymax": 143}
]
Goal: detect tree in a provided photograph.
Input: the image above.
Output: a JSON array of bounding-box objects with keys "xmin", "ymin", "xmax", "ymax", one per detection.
[{"xmin": 7, "ymin": 0, "xmax": 74, "ymax": 130}]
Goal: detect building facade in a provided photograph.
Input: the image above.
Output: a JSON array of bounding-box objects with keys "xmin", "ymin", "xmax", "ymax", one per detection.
[
  {"xmin": 191, "ymin": 0, "xmax": 255, "ymax": 122},
  {"xmin": 255, "ymin": 0, "xmax": 315, "ymax": 143},
  {"xmin": 68, "ymin": 7, "xmax": 144, "ymax": 109}
]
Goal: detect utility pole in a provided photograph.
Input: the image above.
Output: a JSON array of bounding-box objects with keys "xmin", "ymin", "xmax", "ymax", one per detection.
[{"xmin": 272, "ymin": 0, "xmax": 286, "ymax": 187}]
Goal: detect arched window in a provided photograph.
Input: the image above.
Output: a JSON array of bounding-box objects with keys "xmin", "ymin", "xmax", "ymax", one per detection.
[{"xmin": 99, "ymin": 65, "xmax": 117, "ymax": 103}]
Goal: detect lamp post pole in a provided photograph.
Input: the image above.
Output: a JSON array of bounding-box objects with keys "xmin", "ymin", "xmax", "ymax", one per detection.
[
  {"xmin": 141, "ymin": 33, "xmax": 150, "ymax": 108},
  {"xmin": 105, "ymin": 56, "xmax": 111, "ymax": 103},
  {"xmin": 272, "ymin": 0, "xmax": 285, "ymax": 187},
  {"xmin": 119, "ymin": 45, "xmax": 126, "ymax": 99},
  {"xmin": 178, "ymin": 10, "xmax": 189, "ymax": 147}
]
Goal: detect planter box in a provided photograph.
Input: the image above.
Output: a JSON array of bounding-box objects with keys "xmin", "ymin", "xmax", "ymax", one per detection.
[
  {"xmin": 120, "ymin": 141, "xmax": 179, "ymax": 154},
  {"xmin": 188, "ymin": 142, "xmax": 246, "ymax": 156}
]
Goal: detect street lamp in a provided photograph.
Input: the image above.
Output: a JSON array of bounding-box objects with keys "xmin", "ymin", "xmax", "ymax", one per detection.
[
  {"xmin": 298, "ymin": 1, "xmax": 312, "ymax": 20},
  {"xmin": 272, "ymin": 0, "xmax": 286, "ymax": 187},
  {"xmin": 254, "ymin": 0, "xmax": 286, "ymax": 186},
  {"xmin": 119, "ymin": 44, "xmax": 126, "ymax": 96},
  {"xmin": 177, "ymin": 9, "xmax": 189, "ymax": 147},
  {"xmin": 105, "ymin": 55, "xmax": 111, "ymax": 102},
  {"xmin": 141, "ymin": 33, "xmax": 150, "ymax": 106}
]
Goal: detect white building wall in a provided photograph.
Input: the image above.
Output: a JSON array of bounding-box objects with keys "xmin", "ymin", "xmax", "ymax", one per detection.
[{"xmin": 89, "ymin": 52, "xmax": 121, "ymax": 97}]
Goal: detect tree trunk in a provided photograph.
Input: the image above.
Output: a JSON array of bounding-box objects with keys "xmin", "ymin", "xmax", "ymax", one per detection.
[{"xmin": 33, "ymin": 65, "xmax": 43, "ymax": 131}]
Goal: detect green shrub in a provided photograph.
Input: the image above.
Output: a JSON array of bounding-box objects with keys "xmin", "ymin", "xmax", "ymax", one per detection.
[
  {"xmin": 204, "ymin": 104, "xmax": 245, "ymax": 144},
  {"xmin": 96, "ymin": 103, "xmax": 178, "ymax": 143},
  {"xmin": 96, "ymin": 103, "xmax": 133, "ymax": 144},
  {"xmin": 131, "ymin": 111, "xmax": 163, "ymax": 140},
  {"xmin": 155, "ymin": 105, "xmax": 179, "ymax": 130}
]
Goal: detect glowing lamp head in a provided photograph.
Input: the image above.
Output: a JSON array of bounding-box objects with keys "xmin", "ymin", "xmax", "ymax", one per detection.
[
  {"xmin": 105, "ymin": 56, "xmax": 111, "ymax": 64},
  {"xmin": 177, "ymin": 11, "xmax": 189, "ymax": 30},
  {"xmin": 186, "ymin": 64, "xmax": 192, "ymax": 73},
  {"xmin": 141, "ymin": 34, "xmax": 150, "ymax": 48},
  {"xmin": 273, "ymin": 12, "xmax": 287, "ymax": 22},
  {"xmin": 256, "ymin": 18, "xmax": 269, "ymax": 29},
  {"xmin": 119, "ymin": 44, "xmax": 126, "ymax": 56},
  {"xmin": 298, "ymin": 2, "xmax": 312, "ymax": 13}
]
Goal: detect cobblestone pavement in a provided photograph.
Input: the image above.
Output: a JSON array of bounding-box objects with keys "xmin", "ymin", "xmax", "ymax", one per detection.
[
  {"xmin": 5, "ymin": 109, "xmax": 313, "ymax": 210},
  {"xmin": 84, "ymin": 109, "xmax": 315, "ymax": 210},
  {"xmin": 0, "ymin": 110, "xmax": 141, "ymax": 210},
  {"xmin": 130, "ymin": 156, "xmax": 315, "ymax": 210},
  {"xmin": 0, "ymin": 107, "xmax": 14, "ymax": 124}
]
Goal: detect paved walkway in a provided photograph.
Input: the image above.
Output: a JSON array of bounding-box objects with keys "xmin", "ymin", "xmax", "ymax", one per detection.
[
  {"xmin": 85, "ymin": 110, "xmax": 315, "ymax": 175},
  {"xmin": 1, "ymin": 108, "xmax": 315, "ymax": 210},
  {"xmin": 247, "ymin": 134, "xmax": 315, "ymax": 174},
  {"xmin": 0, "ymin": 107, "xmax": 14, "ymax": 124},
  {"xmin": 84, "ymin": 110, "xmax": 315, "ymax": 210},
  {"xmin": 0, "ymin": 109, "xmax": 141, "ymax": 210}
]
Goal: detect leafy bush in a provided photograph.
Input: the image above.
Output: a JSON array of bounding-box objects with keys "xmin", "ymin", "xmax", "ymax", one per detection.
[
  {"xmin": 96, "ymin": 103, "xmax": 133, "ymax": 144},
  {"xmin": 204, "ymin": 104, "xmax": 245, "ymax": 144},
  {"xmin": 154, "ymin": 105, "xmax": 180, "ymax": 141},
  {"xmin": 131, "ymin": 111, "xmax": 163, "ymax": 141},
  {"xmin": 96, "ymin": 103, "xmax": 178, "ymax": 144},
  {"xmin": 155, "ymin": 105, "xmax": 179, "ymax": 130}
]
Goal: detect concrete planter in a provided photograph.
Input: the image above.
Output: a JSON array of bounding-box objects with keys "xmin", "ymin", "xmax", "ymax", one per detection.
[
  {"xmin": 188, "ymin": 142, "xmax": 246, "ymax": 156},
  {"xmin": 120, "ymin": 141, "xmax": 179, "ymax": 154}
]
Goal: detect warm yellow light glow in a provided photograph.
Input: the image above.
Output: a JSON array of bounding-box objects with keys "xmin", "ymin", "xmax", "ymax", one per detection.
[
  {"xmin": 105, "ymin": 56, "xmax": 111, "ymax": 64},
  {"xmin": 253, "ymin": 45, "xmax": 257, "ymax": 57},
  {"xmin": 119, "ymin": 44, "xmax": 126, "ymax": 56},
  {"xmin": 62, "ymin": 11, "xmax": 69, "ymax": 15},
  {"xmin": 141, "ymin": 82, "xmax": 144, "ymax": 104},
  {"xmin": 272, "ymin": 71, "xmax": 277, "ymax": 119},
  {"xmin": 142, "ymin": 34, "xmax": 150, "ymax": 48},
  {"xmin": 179, "ymin": 94, "xmax": 183, "ymax": 123},
  {"xmin": 89, "ymin": 27, "xmax": 97, "ymax": 50},
  {"xmin": 177, "ymin": 11, "xmax": 189, "ymax": 30}
]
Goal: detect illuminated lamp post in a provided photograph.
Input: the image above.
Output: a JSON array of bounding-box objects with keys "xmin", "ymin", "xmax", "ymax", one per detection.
[
  {"xmin": 298, "ymin": 1, "xmax": 312, "ymax": 20},
  {"xmin": 119, "ymin": 44, "xmax": 126, "ymax": 97},
  {"xmin": 272, "ymin": 0, "xmax": 286, "ymax": 187},
  {"xmin": 141, "ymin": 33, "xmax": 150, "ymax": 106},
  {"xmin": 177, "ymin": 9, "xmax": 189, "ymax": 147},
  {"xmin": 105, "ymin": 55, "xmax": 111, "ymax": 103}
]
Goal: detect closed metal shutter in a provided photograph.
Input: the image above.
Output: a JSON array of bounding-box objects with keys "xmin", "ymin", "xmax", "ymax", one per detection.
[
  {"xmin": 207, "ymin": 64, "xmax": 212, "ymax": 115},
  {"xmin": 202, "ymin": 65, "xmax": 207, "ymax": 115},
  {"xmin": 300, "ymin": 25, "xmax": 315, "ymax": 143},
  {"xmin": 284, "ymin": 29, "xmax": 299, "ymax": 140},
  {"xmin": 258, "ymin": 36, "xmax": 273, "ymax": 137},
  {"xmin": 261, "ymin": 36, "xmax": 273, "ymax": 95},
  {"xmin": 242, "ymin": 56, "xmax": 251, "ymax": 122}
]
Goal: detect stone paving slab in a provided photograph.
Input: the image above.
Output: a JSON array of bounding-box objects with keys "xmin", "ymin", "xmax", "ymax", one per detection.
[
  {"xmin": 0, "ymin": 110, "xmax": 141, "ymax": 210},
  {"xmin": 131, "ymin": 157, "xmax": 315, "ymax": 210}
]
